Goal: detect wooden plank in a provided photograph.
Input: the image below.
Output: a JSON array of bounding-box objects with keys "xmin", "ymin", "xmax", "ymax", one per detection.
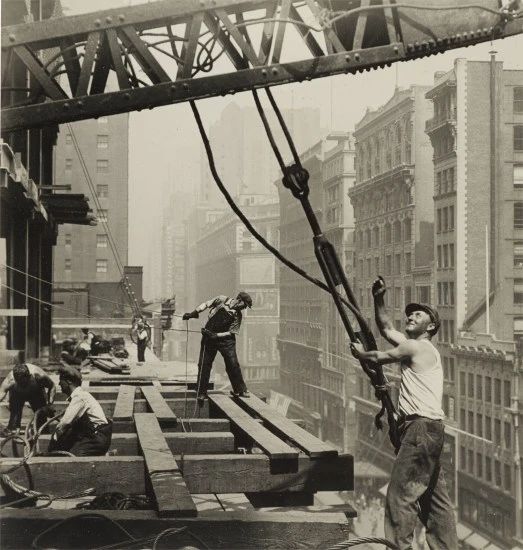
[
  {"xmin": 134, "ymin": 413, "xmax": 197, "ymax": 517},
  {"xmin": 1, "ymin": 454, "xmax": 354, "ymax": 494},
  {"xmin": 141, "ymin": 386, "xmax": 177, "ymax": 421},
  {"xmin": 237, "ymin": 394, "xmax": 338, "ymax": 458},
  {"xmin": 0, "ymin": 509, "xmax": 351, "ymax": 550},
  {"xmin": 58, "ymin": 387, "xmax": 198, "ymax": 400},
  {"xmin": 209, "ymin": 395, "xmax": 298, "ymax": 461},
  {"xmin": 112, "ymin": 385, "xmax": 135, "ymax": 421},
  {"xmin": 112, "ymin": 418, "xmax": 230, "ymax": 434},
  {"xmin": 1, "ymin": 432, "xmax": 235, "ymax": 457}
]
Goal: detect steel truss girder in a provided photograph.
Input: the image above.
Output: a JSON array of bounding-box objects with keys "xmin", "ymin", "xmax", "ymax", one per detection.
[{"xmin": 1, "ymin": 0, "xmax": 522, "ymax": 132}]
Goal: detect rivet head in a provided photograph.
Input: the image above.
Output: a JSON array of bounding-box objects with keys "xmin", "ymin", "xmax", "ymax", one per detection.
[
  {"xmin": 271, "ymin": 68, "xmax": 278, "ymax": 75},
  {"xmin": 77, "ymin": 100, "xmax": 84, "ymax": 108},
  {"xmin": 393, "ymin": 46, "xmax": 399, "ymax": 54},
  {"xmin": 345, "ymin": 55, "xmax": 351, "ymax": 62},
  {"xmin": 105, "ymin": 16, "xmax": 112, "ymax": 24},
  {"xmin": 8, "ymin": 34, "xmax": 16, "ymax": 42},
  {"xmin": 183, "ymin": 83, "xmax": 189, "ymax": 90},
  {"xmin": 124, "ymin": 93, "xmax": 130, "ymax": 99},
  {"xmin": 354, "ymin": 53, "xmax": 360, "ymax": 61},
  {"xmin": 261, "ymin": 69, "xmax": 267, "ymax": 76},
  {"xmin": 63, "ymin": 103, "xmax": 70, "ymax": 110},
  {"xmin": 118, "ymin": 14, "xmax": 125, "ymax": 22},
  {"xmin": 170, "ymin": 85, "xmax": 176, "ymax": 92},
  {"xmin": 94, "ymin": 19, "xmax": 101, "ymax": 26}
]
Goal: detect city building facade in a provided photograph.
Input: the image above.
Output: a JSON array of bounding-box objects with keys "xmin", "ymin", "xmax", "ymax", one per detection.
[
  {"xmin": 425, "ymin": 57, "xmax": 523, "ymax": 547},
  {"xmin": 193, "ymin": 195, "xmax": 280, "ymax": 393},
  {"xmin": 348, "ymin": 85, "xmax": 435, "ymax": 475}
]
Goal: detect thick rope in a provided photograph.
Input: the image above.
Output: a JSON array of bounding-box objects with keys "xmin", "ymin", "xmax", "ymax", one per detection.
[{"xmin": 327, "ymin": 537, "xmax": 398, "ymax": 549}]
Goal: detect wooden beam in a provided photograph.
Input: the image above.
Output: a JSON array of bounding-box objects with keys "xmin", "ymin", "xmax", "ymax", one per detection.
[
  {"xmin": 0, "ymin": 509, "xmax": 351, "ymax": 550},
  {"xmin": 112, "ymin": 384, "xmax": 135, "ymax": 421},
  {"xmin": 237, "ymin": 394, "xmax": 338, "ymax": 458},
  {"xmin": 56, "ymin": 387, "xmax": 198, "ymax": 400},
  {"xmin": 1, "ymin": 432, "xmax": 235, "ymax": 457},
  {"xmin": 141, "ymin": 386, "xmax": 177, "ymax": 421},
  {"xmin": 113, "ymin": 418, "xmax": 230, "ymax": 433},
  {"xmin": 134, "ymin": 413, "xmax": 197, "ymax": 517},
  {"xmin": 1, "ymin": 454, "xmax": 354, "ymax": 494},
  {"xmin": 209, "ymin": 395, "xmax": 298, "ymax": 461}
]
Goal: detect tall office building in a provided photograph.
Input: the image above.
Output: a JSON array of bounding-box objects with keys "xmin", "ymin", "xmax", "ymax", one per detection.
[
  {"xmin": 53, "ymin": 115, "xmax": 129, "ymax": 284},
  {"xmin": 425, "ymin": 57, "xmax": 523, "ymax": 548}
]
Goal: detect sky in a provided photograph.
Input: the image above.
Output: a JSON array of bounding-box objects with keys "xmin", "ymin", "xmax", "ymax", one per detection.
[{"xmin": 61, "ymin": 0, "xmax": 523, "ymax": 295}]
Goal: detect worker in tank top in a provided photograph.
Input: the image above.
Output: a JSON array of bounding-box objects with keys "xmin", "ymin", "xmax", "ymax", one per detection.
[{"xmin": 350, "ymin": 277, "xmax": 457, "ymax": 550}]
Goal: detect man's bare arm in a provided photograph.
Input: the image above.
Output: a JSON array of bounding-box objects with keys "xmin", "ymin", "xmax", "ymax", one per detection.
[
  {"xmin": 351, "ymin": 340, "xmax": 416, "ymax": 366},
  {"xmin": 372, "ymin": 277, "xmax": 407, "ymax": 346},
  {"xmin": 0, "ymin": 377, "xmax": 14, "ymax": 402}
]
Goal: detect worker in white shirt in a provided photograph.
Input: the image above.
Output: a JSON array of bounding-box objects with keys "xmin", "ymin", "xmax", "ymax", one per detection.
[{"xmin": 48, "ymin": 366, "xmax": 112, "ymax": 456}]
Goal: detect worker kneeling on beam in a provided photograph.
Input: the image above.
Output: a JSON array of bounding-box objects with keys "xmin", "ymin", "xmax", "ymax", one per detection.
[
  {"xmin": 48, "ymin": 366, "xmax": 112, "ymax": 456},
  {"xmin": 183, "ymin": 292, "xmax": 252, "ymax": 401},
  {"xmin": 0, "ymin": 356, "xmax": 56, "ymax": 437}
]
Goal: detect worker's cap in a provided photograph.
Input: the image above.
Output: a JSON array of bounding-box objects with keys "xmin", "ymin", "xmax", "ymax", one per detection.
[
  {"xmin": 58, "ymin": 365, "xmax": 82, "ymax": 386},
  {"xmin": 81, "ymin": 327, "xmax": 89, "ymax": 333},
  {"xmin": 13, "ymin": 363, "xmax": 30, "ymax": 382},
  {"xmin": 236, "ymin": 291, "xmax": 253, "ymax": 308},
  {"xmin": 405, "ymin": 303, "xmax": 441, "ymax": 335}
]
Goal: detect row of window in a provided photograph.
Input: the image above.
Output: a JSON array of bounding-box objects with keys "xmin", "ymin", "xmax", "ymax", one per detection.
[
  {"xmin": 435, "ymin": 167, "xmax": 455, "ymax": 196},
  {"xmin": 356, "ymin": 219, "xmax": 412, "ymax": 249},
  {"xmin": 64, "ymin": 159, "xmax": 110, "ymax": 173},
  {"xmin": 459, "ymin": 409, "xmax": 512, "ymax": 449},
  {"xmin": 65, "ymin": 259, "xmax": 108, "ymax": 273},
  {"xmin": 460, "ymin": 450, "xmax": 512, "ymax": 493},
  {"xmin": 63, "ymin": 234, "xmax": 108, "ymax": 247},
  {"xmin": 65, "ymin": 133, "xmax": 109, "ymax": 148},
  {"xmin": 439, "ymin": 319, "xmax": 455, "ymax": 343},
  {"xmin": 459, "ymin": 373, "xmax": 511, "ymax": 406},
  {"xmin": 436, "ymin": 205, "xmax": 455, "ymax": 233},
  {"xmin": 436, "ymin": 243, "xmax": 455, "ymax": 269},
  {"xmin": 437, "ymin": 281, "xmax": 455, "ymax": 306},
  {"xmin": 358, "ymin": 252, "xmax": 412, "ymax": 279}
]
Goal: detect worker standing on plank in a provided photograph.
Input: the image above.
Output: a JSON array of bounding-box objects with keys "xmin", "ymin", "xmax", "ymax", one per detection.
[
  {"xmin": 350, "ymin": 277, "xmax": 457, "ymax": 550},
  {"xmin": 0, "ymin": 357, "xmax": 56, "ymax": 436},
  {"xmin": 135, "ymin": 318, "xmax": 149, "ymax": 365},
  {"xmin": 183, "ymin": 292, "xmax": 252, "ymax": 401},
  {"xmin": 48, "ymin": 365, "xmax": 112, "ymax": 456}
]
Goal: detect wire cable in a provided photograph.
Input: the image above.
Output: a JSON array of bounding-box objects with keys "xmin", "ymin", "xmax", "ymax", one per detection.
[{"xmin": 190, "ymin": 99, "xmax": 362, "ymax": 322}]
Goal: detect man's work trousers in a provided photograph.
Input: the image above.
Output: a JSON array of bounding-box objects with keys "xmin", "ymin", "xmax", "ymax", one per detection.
[
  {"xmin": 137, "ymin": 339, "xmax": 147, "ymax": 362},
  {"xmin": 385, "ymin": 417, "xmax": 458, "ymax": 550},
  {"xmin": 48, "ymin": 421, "xmax": 112, "ymax": 457},
  {"xmin": 7, "ymin": 388, "xmax": 47, "ymax": 430},
  {"xmin": 197, "ymin": 335, "xmax": 247, "ymax": 396}
]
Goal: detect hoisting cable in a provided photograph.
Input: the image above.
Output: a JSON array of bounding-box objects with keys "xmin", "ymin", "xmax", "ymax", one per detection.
[
  {"xmin": 192, "ymin": 95, "xmax": 398, "ymax": 449},
  {"xmin": 252, "ymin": 87, "xmax": 399, "ymax": 450}
]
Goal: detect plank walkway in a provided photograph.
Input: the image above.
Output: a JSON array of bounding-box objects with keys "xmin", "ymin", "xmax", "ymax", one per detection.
[
  {"xmin": 141, "ymin": 385, "xmax": 177, "ymax": 422},
  {"xmin": 134, "ymin": 413, "xmax": 197, "ymax": 517},
  {"xmin": 112, "ymin": 384, "xmax": 135, "ymax": 421}
]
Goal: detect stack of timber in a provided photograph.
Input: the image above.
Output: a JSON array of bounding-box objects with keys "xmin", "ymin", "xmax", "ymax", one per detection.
[{"xmin": 0, "ymin": 376, "xmax": 355, "ymax": 549}]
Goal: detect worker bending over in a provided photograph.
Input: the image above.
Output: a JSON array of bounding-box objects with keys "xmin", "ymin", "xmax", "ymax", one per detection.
[
  {"xmin": 183, "ymin": 292, "xmax": 252, "ymax": 401},
  {"xmin": 0, "ymin": 359, "xmax": 56, "ymax": 436},
  {"xmin": 48, "ymin": 366, "xmax": 112, "ymax": 456},
  {"xmin": 350, "ymin": 277, "xmax": 457, "ymax": 550}
]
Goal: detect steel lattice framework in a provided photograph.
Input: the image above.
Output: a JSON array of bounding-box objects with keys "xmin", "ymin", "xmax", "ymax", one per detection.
[{"xmin": 1, "ymin": 0, "xmax": 522, "ymax": 132}]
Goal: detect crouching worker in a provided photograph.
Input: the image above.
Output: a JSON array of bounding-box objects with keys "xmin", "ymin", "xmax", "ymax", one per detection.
[
  {"xmin": 183, "ymin": 292, "xmax": 252, "ymax": 401},
  {"xmin": 0, "ymin": 360, "xmax": 56, "ymax": 436},
  {"xmin": 48, "ymin": 366, "xmax": 112, "ymax": 456}
]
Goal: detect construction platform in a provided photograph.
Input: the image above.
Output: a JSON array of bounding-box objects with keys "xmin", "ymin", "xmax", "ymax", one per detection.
[{"xmin": 0, "ymin": 374, "xmax": 355, "ymax": 549}]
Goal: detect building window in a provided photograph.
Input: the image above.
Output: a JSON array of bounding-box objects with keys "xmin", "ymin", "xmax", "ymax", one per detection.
[
  {"xmin": 515, "ymin": 279, "xmax": 523, "ymax": 304},
  {"xmin": 96, "ymin": 234, "xmax": 108, "ymax": 248},
  {"xmin": 386, "ymin": 255, "xmax": 392, "ymax": 275},
  {"xmin": 405, "ymin": 286, "xmax": 412, "ymax": 304},
  {"xmin": 65, "ymin": 233, "xmax": 72, "ymax": 246},
  {"xmin": 96, "ymin": 259, "xmax": 108, "ymax": 273},
  {"xmin": 404, "ymin": 218, "xmax": 412, "ymax": 241},
  {"xmin": 65, "ymin": 258, "xmax": 71, "ymax": 271},
  {"xmin": 514, "ymin": 242, "xmax": 523, "ymax": 267},
  {"xmin": 467, "ymin": 449, "xmax": 474, "ymax": 474},
  {"xmin": 494, "ymin": 378, "xmax": 501, "ymax": 405},
  {"xmin": 460, "ymin": 445, "xmax": 466, "ymax": 470},
  {"xmin": 437, "ymin": 209, "xmax": 442, "ymax": 233},
  {"xmin": 468, "ymin": 373, "xmax": 474, "ymax": 398},
  {"xmin": 449, "ymin": 243, "xmax": 455, "ymax": 268},
  {"xmin": 486, "ymin": 456, "xmax": 492, "ymax": 482},
  {"xmin": 477, "ymin": 413, "xmax": 483, "ymax": 437},
  {"xmin": 96, "ymin": 159, "xmax": 109, "ymax": 173},
  {"xmin": 394, "ymin": 220, "xmax": 401, "ymax": 242},
  {"xmin": 476, "ymin": 453, "xmax": 483, "ymax": 478},
  {"xmin": 468, "ymin": 410, "xmax": 474, "ymax": 433},
  {"xmin": 514, "ymin": 165, "xmax": 523, "ymax": 187},
  {"xmin": 98, "ymin": 116, "xmax": 108, "ymax": 123},
  {"xmin": 394, "ymin": 254, "xmax": 401, "ymax": 275},
  {"xmin": 373, "ymin": 227, "xmax": 380, "ymax": 247},
  {"xmin": 374, "ymin": 256, "xmax": 380, "ymax": 274},
  {"xmin": 460, "ymin": 372, "xmax": 466, "ymax": 397},
  {"xmin": 97, "ymin": 134, "xmax": 109, "ymax": 148},
  {"xmin": 460, "ymin": 408, "xmax": 466, "ymax": 428},
  {"xmin": 504, "ymin": 380, "xmax": 511, "ymax": 407},
  {"xmin": 394, "ymin": 287, "xmax": 401, "ymax": 308},
  {"xmin": 443, "ymin": 244, "xmax": 448, "ymax": 268},
  {"xmin": 417, "ymin": 286, "xmax": 430, "ymax": 304},
  {"xmin": 385, "ymin": 223, "xmax": 392, "ymax": 244},
  {"xmin": 65, "ymin": 133, "xmax": 72, "ymax": 145},
  {"xmin": 515, "ymin": 87, "xmax": 523, "ymax": 113},
  {"xmin": 405, "ymin": 253, "xmax": 411, "ymax": 274},
  {"xmin": 485, "ymin": 376, "xmax": 492, "ymax": 402},
  {"xmin": 515, "ymin": 203, "xmax": 523, "ymax": 229},
  {"xmin": 65, "ymin": 158, "xmax": 73, "ymax": 172},
  {"xmin": 495, "ymin": 419, "xmax": 502, "ymax": 446},
  {"xmin": 504, "ymin": 421, "xmax": 512, "ymax": 448},
  {"xmin": 476, "ymin": 374, "xmax": 483, "ymax": 400},
  {"xmin": 485, "ymin": 415, "xmax": 492, "ymax": 440},
  {"xmin": 448, "ymin": 205, "xmax": 454, "ymax": 230},
  {"xmin": 504, "ymin": 464, "xmax": 511, "ymax": 491},
  {"xmin": 515, "ymin": 126, "xmax": 523, "ymax": 151},
  {"xmin": 494, "ymin": 460, "xmax": 502, "ymax": 487},
  {"xmin": 98, "ymin": 209, "xmax": 108, "ymax": 223},
  {"xmin": 437, "ymin": 246, "xmax": 442, "ymax": 268},
  {"xmin": 96, "ymin": 184, "xmax": 109, "ymax": 198}
]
